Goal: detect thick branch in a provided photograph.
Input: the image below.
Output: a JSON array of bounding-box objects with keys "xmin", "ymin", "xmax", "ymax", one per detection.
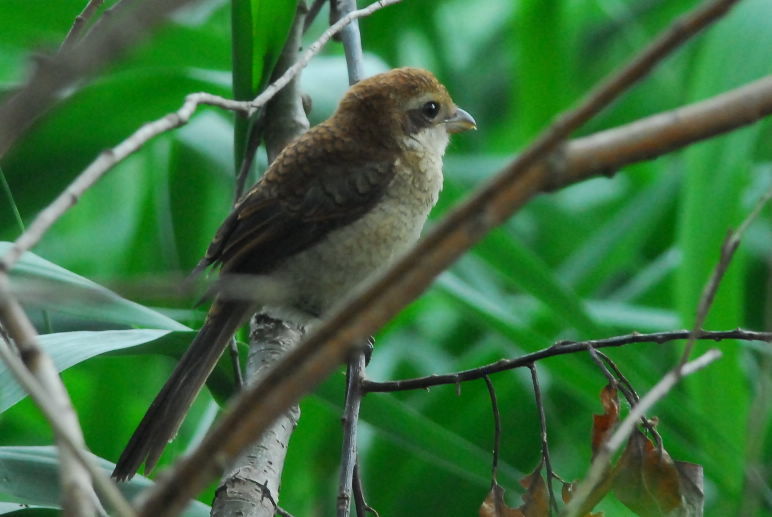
[{"xmin": 211, "ymin": 316, "xmax": 303, "ymax": 517}]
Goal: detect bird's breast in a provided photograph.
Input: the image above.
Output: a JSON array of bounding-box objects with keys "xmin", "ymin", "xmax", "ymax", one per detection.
[{"xmin": 273, "ymin": 154, "xmax": 444, "ymax": 317}]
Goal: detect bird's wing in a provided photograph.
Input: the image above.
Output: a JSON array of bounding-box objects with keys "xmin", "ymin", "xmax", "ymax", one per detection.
[{"xmin": 197, "ymin": 124, "xmax": 396, "ymax": 276}]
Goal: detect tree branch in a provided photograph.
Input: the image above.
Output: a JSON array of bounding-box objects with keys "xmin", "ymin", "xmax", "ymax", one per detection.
[
  {"xmin": 59, "ymin": 0, "xmax": 105, "ymax": 52},
  {"xmin": 362, "ymin": 329, "xmax": 770, "ymax": 392},
  {"xmin": 0, "ymin": 281, "xmax": 102, "ymax": 517},
  {"xmin": 0, "ymin": 0, "xmax": 203, "ymax": 157},
  {"xmin": 0, "ymin": 320, "xmax": 134, "ymax": 517},
  {"xmin": 211, "ymin": 316, "xmax": 304, "ymax": 517}
]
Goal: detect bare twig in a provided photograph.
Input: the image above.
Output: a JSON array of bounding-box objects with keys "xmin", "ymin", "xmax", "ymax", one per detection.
[
  {"xmin": 585, "ymin": 348, "xmax": 662, "ymax": 447},
  {"xmin": 560, "ymin": 349, "xmax": 722, "ymax": 517},
  {"xmin": 352, "ymin": 462, "xmax": 377, "ymax": 517},
  {"xmin": 0, "ymin": 323, "xmax": 135, "ymax": 517},
  {"xmin": 0, "ymin": 92, "xmax": 242, "ymax": 274},
  {"xmin": 0, "ymin": 290, "xmax": 97, "ymax": 517},
  {"xmin": 227, "ymin": 337, "xmax": 244, "ymax": 389},
  {"xmin": 337, "ymin": 353, "xmax": 366, "ymax": 517},
  {"xmin": 334, "ymin": 0, "xmax": 365, "ymax": 84},
  {"xmin": 0, "ymin": 0, "xmax": 202, "ymax": 156},
  {"xmin": 680, "ymin": 187, "xmax": 772, "ymax": 364},
  {"xmin": 263, "ymin": 1, "xmax": 312, "ymax": 164},
  {"xmin": 60, "ymin": 0, "xmax": 105, "ymax": 52},
  {"xmin": 304, "ymin": 0, "xmax": 328, "ymax": 33},
  {"xmin": 528, "ymin": 365, "xmax": 557, "ymax": 515},
  {"xmin": 362, "ymin": 329, "xmax": 770, "ymax": 392},
  {"xmin": 483, "ymin": 376, "xmax": 501, "ymax": 481}
]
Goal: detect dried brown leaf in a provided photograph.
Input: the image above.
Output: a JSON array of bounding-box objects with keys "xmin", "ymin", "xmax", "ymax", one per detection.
[
  {"xmin": 479, "ymin": 482, "xmax": 523, "ymax": 517},
  {"xmin": 592, "ymin": 384, "xmax": 619, "ymax": 457},
  {"xmin": 614, "ymin": 429, "xmax": 685, "ymax": 516},
  {"xmin": 517, "ymin": 469, "xmax": 549, "ymax": 517}
]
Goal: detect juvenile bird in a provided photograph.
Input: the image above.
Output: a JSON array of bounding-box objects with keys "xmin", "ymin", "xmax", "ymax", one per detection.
[{"xmin": 112, "ymin": 67, "xmax": 476, "ymax": 480}]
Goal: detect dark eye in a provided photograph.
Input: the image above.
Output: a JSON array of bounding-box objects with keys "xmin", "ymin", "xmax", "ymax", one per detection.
[{"xmin": 421, "ymin": 101, "xmax": 440, "ymax": 119}]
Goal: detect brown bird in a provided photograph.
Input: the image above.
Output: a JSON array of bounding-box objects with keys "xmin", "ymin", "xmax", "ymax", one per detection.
[{"xmin": 112, "ymin": 67, "xmax": 476, "ymax": 481}]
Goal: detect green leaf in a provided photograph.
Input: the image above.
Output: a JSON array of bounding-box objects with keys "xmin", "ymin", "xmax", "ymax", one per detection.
[
  {"xmin": 474, "ymin": 228, "xmax": 604, "ymax": 337},
  {"xmin": 676, "ymin": 0, "xmax": 772, "ymax": 502},
  {"xmin": 0, "ymin": 329, "xmax": 245, "ymax": 412},
  {"xmin": 1, "ymin": 330, "xmax": 177, "ymax": 412},
  {"xmin": 231, "ymin": 0, "xmax": 299, "ymax": 167},
  {"xmin": 0, "ymin": 446, "xmax": 210, "ymax": 516},
  {"xmin": 0, "ymin": 243, "xmax": 189, "ymax": 331}
]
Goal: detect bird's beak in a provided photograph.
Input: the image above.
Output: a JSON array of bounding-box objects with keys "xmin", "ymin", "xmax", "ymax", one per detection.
[{"xmin": 444, "ymin": 107, "xmax": 477, "ymax": 133}]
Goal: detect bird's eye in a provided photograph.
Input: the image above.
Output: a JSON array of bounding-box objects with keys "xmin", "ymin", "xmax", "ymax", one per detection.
[{"xmin": 421, "ymin": 101, "xmax": 440, "ymax": 119}]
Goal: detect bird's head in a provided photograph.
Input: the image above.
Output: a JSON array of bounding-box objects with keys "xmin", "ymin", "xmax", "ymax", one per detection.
[{"xmin": 333, "ymin": 67, "xmax": 476, "ymax": 154}]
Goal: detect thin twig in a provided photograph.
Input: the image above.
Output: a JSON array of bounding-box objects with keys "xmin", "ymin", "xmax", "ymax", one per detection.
[
  {"xmin": 335, "ymin": 0, "xmax": 365, "ymax": 84},
  {"xmin": 275, "ymin": 506, "xmax": 296, "ymax": 517},
  {"xmin": 585, "ymin": 347, "xmax": 661, "ymax": 447},
  {"xmin": 227, "ymin": 338, "xmax": 244, "ymax": 389},
  {"xmin": 0, "ymin": 0, "xmax": 201, "ymax": 157},
  {"xmin": 0, "ymin": 165, "xmax": 25, "ymax": 232},
  {"xmin": 680, "ymin": 187, "xmax": 772, "ymax": 365},
  {"xmin": 527, "ymin": 365, "xmax": 557, "ymax": 515},
  {"xmin": 596, "ymin": 350, "xmax": 662, "ymax": 449},
  {"xmin": 363, "ymin": 329, "xmax": 770, "ymax": 392},
  {"xmin": 560, "ymin": 349, "xmax": 722, "ymax": 517},
  {"xmin": 0, "ymin": 320, "xmax": 135, "ymax": 517},
  {"xmin": 337, "ymin": 353, "xmax": 366, "ymax": 517},
  {"xmin": 0, "ymin": 92, "xmax": 241, "ymax": 274},
  {"xmin": 483, "ymin": 376, "xmax": 501, "ymax": 481},
  {"xmin": 60, "ymin": 0, "xmax": 105, "ymax": 52}
]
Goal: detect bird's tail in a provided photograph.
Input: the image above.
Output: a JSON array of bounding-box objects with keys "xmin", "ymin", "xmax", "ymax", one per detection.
[{"xmin": 112, "ymin": 298, "xmax": 252, "ymax": 481}]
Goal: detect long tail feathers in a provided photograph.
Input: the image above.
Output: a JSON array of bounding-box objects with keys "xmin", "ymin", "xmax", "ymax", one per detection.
[{"xmin": 112, "ymin": 298, "xmax": 251, "ymax": 481}]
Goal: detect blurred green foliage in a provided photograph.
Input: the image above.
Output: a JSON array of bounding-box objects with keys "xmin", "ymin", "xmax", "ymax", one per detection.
[{"xmin": 0, "ymin": 0, "xmax": 770, "ymax": 515}]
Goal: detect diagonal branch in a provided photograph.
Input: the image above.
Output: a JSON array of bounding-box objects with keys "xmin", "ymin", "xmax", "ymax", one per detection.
[
  {"xmin": 0, "ymin": 0, "xmax": 202, "ymax": 157},
  {"xmin": 0, "ymin": 321, "xmax": 134, "ymax": 517},
  {"xmin": 59, "ymin": 0, "xmax": 105, "ymax": 52}
]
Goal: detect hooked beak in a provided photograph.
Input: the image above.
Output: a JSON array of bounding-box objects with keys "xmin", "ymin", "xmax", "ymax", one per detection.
[{"xmin": 444, "ymin": 107, "xmax": 477, "ymax": 133}]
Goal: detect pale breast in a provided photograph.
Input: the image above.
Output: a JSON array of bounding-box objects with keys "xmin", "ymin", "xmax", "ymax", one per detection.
[{"xmin": 274, "ymin": 148, "xmax": 444, "ymax": 316}]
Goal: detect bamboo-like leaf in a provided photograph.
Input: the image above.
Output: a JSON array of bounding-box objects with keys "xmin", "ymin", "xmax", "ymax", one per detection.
[
  {"xmin": 0, "ymin": 243, "xmax": 188, "ymax": 331},
  {"xmin": 231, "ymin": 0, "xmax": 299, "ymax": 168},
  {"xmin": 0, "ymin": 446, "xmax": 210, "ymax": 516}
]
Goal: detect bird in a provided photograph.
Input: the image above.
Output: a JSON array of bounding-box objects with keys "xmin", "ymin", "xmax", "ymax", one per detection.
[{"xmin": 112, "ymin": 67, "xmax": 476, "ymax": 481}]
